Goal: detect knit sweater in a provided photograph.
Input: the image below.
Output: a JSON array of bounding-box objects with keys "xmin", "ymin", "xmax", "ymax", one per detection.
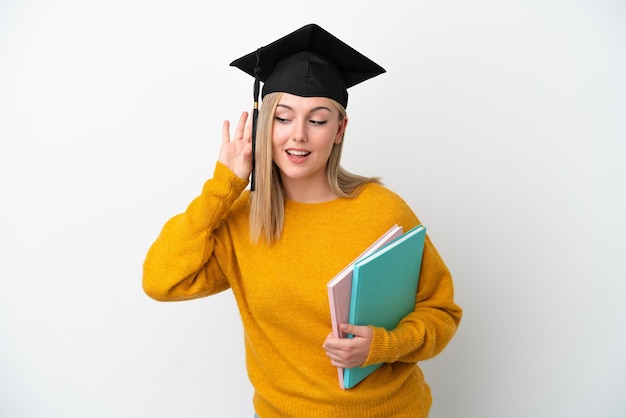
[{"xmin": 143, "ymin": 162, "xmax": 462, "ymax": 418}]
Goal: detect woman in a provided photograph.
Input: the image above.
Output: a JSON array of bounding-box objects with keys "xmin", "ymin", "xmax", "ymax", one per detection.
[{"xmin": 143, "ymin": 24, "xmax": 462, "ymax": 418}]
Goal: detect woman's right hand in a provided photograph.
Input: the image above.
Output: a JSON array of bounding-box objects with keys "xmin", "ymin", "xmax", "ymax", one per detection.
[{"xmin": 219, "ymin": 111, "xmax": 253, "ymax": 180}]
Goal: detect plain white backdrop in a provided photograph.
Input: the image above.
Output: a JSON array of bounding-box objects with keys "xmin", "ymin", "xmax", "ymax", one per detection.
[{"xmin": 1, "ymin": 1, "xmax": 625, "ymax": 417}]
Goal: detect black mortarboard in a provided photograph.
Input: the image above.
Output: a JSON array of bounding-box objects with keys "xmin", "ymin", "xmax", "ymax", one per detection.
[{"xmin": 229, "ymin": 23, "xmax": 386, "ymax": 190}]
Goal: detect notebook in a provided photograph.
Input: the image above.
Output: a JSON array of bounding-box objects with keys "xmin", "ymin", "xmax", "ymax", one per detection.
[
  {"xmin": 327, "ymin": 224, "xmax": 403, "ymax": 389},
  {"xmin": 343, "ymin": 224, "xmax": 426, "ymax": 389}
]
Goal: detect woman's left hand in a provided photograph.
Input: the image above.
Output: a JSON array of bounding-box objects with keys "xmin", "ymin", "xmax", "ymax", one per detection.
[{"xmin": 323, "ymin": 324, "xmax": 373, "ymax": 368}]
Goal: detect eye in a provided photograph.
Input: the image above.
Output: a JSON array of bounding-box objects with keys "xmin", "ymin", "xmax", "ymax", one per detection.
[
  {"xmin": 274, "ymin": 116, "xmax": 290, "ymax": 123},
  {"xmin": 309, "ymin": 119, "xmax": 328, "ymax": 125}
]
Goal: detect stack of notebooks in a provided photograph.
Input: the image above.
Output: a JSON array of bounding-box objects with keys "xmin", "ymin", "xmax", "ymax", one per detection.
[{"xmin": 327, "ymin": 224, "xmax": 426, "ymax": 389}]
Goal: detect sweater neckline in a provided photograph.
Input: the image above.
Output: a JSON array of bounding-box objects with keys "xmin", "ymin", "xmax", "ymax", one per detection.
[
  {"xmin": 283, "ymin": 183, "xmax": 373, "ymax": 215},
  {"xmin": 284, "ymin": 196, "xmax": 348, "ymax": 215}
]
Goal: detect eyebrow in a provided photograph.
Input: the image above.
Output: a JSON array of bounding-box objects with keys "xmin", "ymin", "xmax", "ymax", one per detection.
[{"xmin": 276, "ymin": 104, "xmax": 333, "ymax": 113}]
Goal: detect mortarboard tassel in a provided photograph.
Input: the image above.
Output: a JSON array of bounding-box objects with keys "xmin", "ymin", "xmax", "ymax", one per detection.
[{"xmin": 250, "ymin": 48, "xmax": 261, "ymax": 191}]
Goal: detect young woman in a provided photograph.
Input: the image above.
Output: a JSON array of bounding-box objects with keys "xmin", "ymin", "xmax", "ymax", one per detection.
[{"xmin": 143, "ymin": 24, "xmax": 462, "ymax": 418}]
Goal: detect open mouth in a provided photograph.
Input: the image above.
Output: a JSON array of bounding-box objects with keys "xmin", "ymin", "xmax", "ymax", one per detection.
[{"xmin": 286, "ymin": 150, "xmax": 311, "ymax": 157}]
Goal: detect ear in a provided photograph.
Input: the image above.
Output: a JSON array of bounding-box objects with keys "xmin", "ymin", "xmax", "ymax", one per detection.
[{"xmin": 335, "ymin": 116, "xmax": 348, "ymax": 144}]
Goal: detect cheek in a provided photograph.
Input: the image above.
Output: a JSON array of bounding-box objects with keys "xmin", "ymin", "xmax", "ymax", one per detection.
[
  {"xmin": 323, "ymin": 129, "xmax": 341, "ymax": 149},
  {"xmin": 271, "ymin": 124, "xmax": 289, "ymax": 145},
  {"xmin": 271, "ymin": 129, "xmax": 285, "ymax": 160}
]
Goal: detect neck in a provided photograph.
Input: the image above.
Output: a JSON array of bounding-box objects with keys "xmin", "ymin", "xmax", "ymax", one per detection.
[{"xmin": 282, "ymin": 176, "xmax": 337, "ymax": 203}]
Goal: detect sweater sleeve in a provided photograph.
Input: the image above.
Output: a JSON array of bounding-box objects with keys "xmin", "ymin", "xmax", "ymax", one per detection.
[
  {"xmin": 142, "ymin": 162, "xmax": 249, "ymax": 302},
  {"xmin": 362, "ymin": 234, "xmax": 462, "ymax": 365}
]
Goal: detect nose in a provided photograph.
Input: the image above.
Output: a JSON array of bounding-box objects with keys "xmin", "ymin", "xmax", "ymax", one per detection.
[{"xmin": 292, "ymin": 120, "xmax": 307, "ymax": 142}]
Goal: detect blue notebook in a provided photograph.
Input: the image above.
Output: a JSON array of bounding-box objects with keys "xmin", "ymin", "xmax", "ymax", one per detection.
[{"xmin": 344, "ymin": 224, "xmax": 426, "ymax": 389}]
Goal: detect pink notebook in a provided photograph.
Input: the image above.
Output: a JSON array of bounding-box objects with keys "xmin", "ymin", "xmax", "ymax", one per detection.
[{"xmin": 326, "ymin": 224, "xmax": 403, "ymax": 389}]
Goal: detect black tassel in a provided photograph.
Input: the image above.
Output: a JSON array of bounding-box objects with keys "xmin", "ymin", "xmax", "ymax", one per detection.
[{"xmin": 250, "ymin": 48, "xmax": 261, "ymax": 191}]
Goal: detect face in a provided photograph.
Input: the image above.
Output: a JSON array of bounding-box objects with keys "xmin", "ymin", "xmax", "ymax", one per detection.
[{"xmin": 271, "ymin": 93, "xmax": 346, "ymax": 189}]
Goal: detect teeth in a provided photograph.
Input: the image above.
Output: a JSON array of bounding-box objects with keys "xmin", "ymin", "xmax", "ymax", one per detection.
[{"xmin": 287, "ymin": 150, "xmax": 310, "ymax": 156}]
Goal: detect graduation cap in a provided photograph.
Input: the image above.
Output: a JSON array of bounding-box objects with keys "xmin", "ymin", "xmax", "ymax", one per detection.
[{"xmin": 230, "ymin": 23, "xmax": 386, "ymax": 190}]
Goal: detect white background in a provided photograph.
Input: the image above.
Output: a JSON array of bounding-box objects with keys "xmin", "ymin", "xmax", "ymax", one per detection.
[{"xmin": 1, "ymin": 1, "xmax": 625, "ymax": 417}]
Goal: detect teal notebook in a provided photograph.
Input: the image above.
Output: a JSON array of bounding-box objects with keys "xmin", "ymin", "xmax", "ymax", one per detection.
[{"xmin": 344, "ymin": 224, "xmax": 426, "ymax": 389}]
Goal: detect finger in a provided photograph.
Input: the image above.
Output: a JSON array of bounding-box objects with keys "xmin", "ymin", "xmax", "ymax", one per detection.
[
  {"xmin": 340, "ymin": 323, "xmax": 354, "ymax": 336},
  {"xmin": 322, "ymin": 333, "xmax": 340, "ymax": 351},
  {"xmin": 222, "ymin": 120, "xmax": 231, "ymax": 144},
  {"xmin": 234, "ymin": 111, "xmax": 249, "ymax": 141},
  {"xmin": 243, "ymin": 110, "xmax": 254, "ymax": 142},
  {"xmin": 326, "ymin": 353, "xmax": 345, "ymax": 367},
  {"xmin": 340, "ymin": 323, "xmax": 371, "ymax": 338}
]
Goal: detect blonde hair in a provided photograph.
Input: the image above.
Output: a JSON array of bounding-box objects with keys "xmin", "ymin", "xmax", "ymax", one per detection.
[{"xmin": 249, "ymin": 92, "xmax": 381, "ymax": 244}]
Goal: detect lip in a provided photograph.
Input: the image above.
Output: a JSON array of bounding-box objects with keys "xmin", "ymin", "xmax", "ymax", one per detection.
[{"xmin": 285, "ymin": 148, "xmax": 311, "ymax": 163}]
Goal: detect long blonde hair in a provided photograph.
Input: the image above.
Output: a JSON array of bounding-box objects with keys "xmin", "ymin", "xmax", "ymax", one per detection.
[{"xmin": 249, "ymin": 92, "xmax": 380, "ymax": 244}]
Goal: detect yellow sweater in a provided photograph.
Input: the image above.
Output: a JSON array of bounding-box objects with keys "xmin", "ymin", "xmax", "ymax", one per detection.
[{"xmin": 143, "ymin": 162, "xmax": 462, "ymax": 418}]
